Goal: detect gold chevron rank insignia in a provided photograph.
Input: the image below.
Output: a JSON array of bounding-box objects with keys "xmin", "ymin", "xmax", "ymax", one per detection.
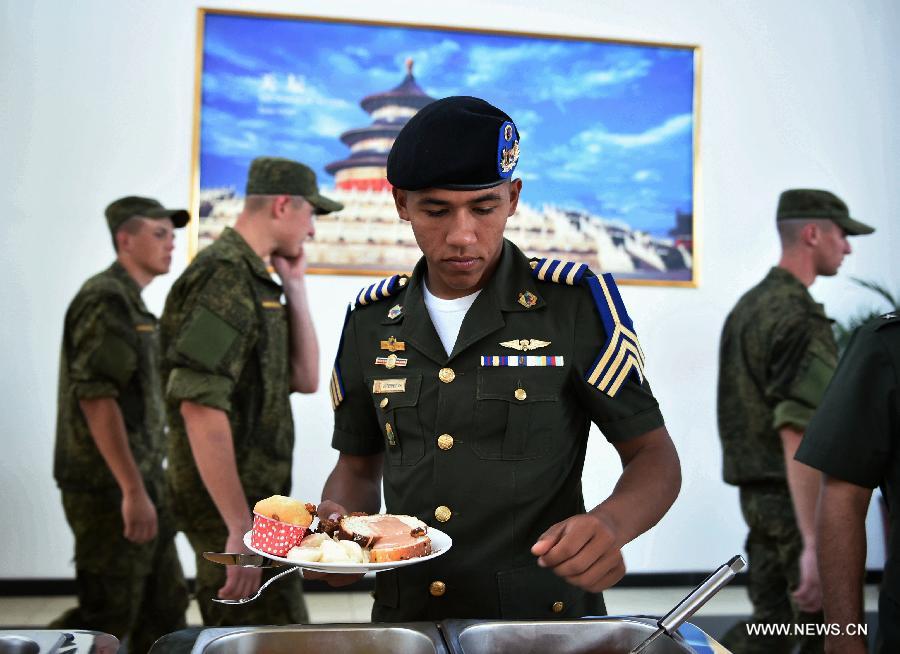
[
  {"xmin": 584, "ymin": 273, "xmax": 646, "ymax": 397},
  {"xmin": 330, "ymin": 306, "xmax": 351, "ymax": 410}
]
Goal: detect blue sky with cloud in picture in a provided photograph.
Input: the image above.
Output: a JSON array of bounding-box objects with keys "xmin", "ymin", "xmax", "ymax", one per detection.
[{"xmin": 200, "ymin": 14, "xmax": 695, "ymax": 236}]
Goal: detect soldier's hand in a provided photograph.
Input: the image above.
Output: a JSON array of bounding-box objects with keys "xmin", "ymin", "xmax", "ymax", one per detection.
[
  {"xmin": 531, "ymin": 512, "xmax": 626, "ymax": 593},
  {"xmin": 792, "ymin": 545, "xmax": 822, "ymax": 613},
  {"xmin": 316, "ymin": 499, "xmax": 347, "ymax": 522},
  {"xmin": 272, "ymin": 249, "xmax": 308, "ymax": 285},
  {"xmin": 121, "ymin": 488, "xmax": 158, "ymax": 544},
  {"xmin": 218, "ymin": 532, "xmax": 262, "ymax": 600}
]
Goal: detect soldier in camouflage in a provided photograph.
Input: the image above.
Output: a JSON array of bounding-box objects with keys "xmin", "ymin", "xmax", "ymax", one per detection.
[
  {"xmin": 160, "ymin": 157, "xmax": 342, "ymax": 625},
  {"xmin": 717, "ymin": 189, "xmax": 874, "ymax": 653},
  {"xmin": 51, "ymin": 196, "xmax": 190, "ymax": 653}
]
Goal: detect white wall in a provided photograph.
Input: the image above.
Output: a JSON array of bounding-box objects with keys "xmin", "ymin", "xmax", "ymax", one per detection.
[{"xmin": 2, "ymin": 0, "xmax": 897, "ymax": 580}]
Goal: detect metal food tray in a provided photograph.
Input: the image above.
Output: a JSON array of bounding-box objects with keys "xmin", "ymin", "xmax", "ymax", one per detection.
[
  {"xmin": 439, "ymin": 618, "xmax": 720, "ymax": 654},
  {"xmin": 189, "ymin": 622, "xmax": 449, "ymax": 654}
]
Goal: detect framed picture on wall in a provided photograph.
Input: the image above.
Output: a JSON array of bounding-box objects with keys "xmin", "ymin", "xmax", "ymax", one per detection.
[{"xmin": 191, "ymin": 9, "xmax": 701, "ymax": 286}]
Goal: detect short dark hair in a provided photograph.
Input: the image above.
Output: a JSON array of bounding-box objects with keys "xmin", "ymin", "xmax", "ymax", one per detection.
[
  {"xmin": 112, "ymin": 215, "xmax": 145, "ymax": 252},
  {"xmin": 777, "ymin": 218, "xmax": 834, "ymax": 247},
  {"xmin": 243, "ymin": 195, "xmax": 309, "ymax": 213}
]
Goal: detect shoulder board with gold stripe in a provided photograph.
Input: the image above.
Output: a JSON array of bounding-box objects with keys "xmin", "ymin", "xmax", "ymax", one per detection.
[
  {"xmin": 583, "ymin": 272, "xmax": 646, "ymax": 398},
  {"xmin": 329, "ymin": 305, "xmax": 352, "ymax": 410},
  {"xmin": 354, "ymin": 274, "xmax": 408, "ymax": 309},
  {"xmin": 530, "ymin": 257, "xmax": 589, "ymax": 286}
]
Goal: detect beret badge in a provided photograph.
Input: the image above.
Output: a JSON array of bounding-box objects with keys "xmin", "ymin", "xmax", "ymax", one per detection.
[{"xmin": 498, "ymin": 120, "xmax": 520, "ymax": 177}]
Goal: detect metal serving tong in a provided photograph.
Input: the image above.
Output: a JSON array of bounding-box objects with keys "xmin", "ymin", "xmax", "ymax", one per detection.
[
  {"xmin": 629, "ymin": 554, "xmax": 746, "ymax": 654},
  {"xmin": 202, "ymin": 552, "xmax": 288, "ymax": 568}
]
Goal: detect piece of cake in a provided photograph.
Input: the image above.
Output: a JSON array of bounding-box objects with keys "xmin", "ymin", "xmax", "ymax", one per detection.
[{"xmin": 250, "ymin": 495, "xmax": 313, "ymax": 557}]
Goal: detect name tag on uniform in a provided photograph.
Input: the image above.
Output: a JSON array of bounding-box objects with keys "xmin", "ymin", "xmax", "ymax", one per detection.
[
  {"xmin": 135, "ymin": 324, "xmax": 155, "ymax": 333},
  {"xmin": 261, "ymin": 300, "xmax": 283, "ymax": 309},
  {"xmin": 373, "ymin": 378, "xmax": 407, "ymax": 394}
]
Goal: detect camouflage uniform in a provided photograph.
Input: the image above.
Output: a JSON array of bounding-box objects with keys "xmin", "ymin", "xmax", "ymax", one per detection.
[
  {"xmin": 717, "ymin": 266, "xmax": 837, "ymax": 653},
  {"xmin": 332, "ymin": 239, "xmax": 665, "ymax": 621},
  {"xmin": 52, "ymin": 261, "xmax": 188, "ymax": 653},
  {"xmin": 798, "ymin": 313, "xmax": 900, "ymax": 653},
  {"xmin": 160, "ymin": 227, "xmax": 308, "ymax": 626}
]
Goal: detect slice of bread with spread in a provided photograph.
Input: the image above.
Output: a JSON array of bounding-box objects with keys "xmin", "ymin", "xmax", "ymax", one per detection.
[{"xmin": 338, "ymin": 514, "xmax": 432, "ymax": 562}]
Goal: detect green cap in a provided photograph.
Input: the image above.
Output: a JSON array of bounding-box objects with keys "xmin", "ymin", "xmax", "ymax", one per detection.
[
  {"xmin": 776, "ymin": 189, "xmax": 874, "ymax": 236},
  {"xmin": 245, "ymin": 156, "xmax": 343, "ymax": 215},
  {"xmin": 105, "ymin": 196, "xmax": 189, "ymax": 234}
]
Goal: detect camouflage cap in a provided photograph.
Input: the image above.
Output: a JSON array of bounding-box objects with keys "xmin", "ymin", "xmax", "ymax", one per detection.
[
  {"xmin": 776, "ymin": 189, "xmax": 874, "ymax": 236},
  {"xmin": 387, "ymin": 96, "xmax": 520, "ymax": 191},
  {"xmin": 105, "ymin": 196, "xmax": 189, "ymax": 234},
  {"xmin": 245, "ymin": 156, "xmax": 343, "ymax": 215}
]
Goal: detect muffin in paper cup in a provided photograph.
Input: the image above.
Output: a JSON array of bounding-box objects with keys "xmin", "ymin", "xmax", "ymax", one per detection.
[{"xmin": 250, "ymin": 512, "xmax": 308, "ymax": 557}]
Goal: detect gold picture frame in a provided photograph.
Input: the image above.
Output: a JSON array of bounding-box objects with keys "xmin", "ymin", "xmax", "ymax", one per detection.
[{"xmin": 190, "ymin": 8, "xmax": 701, "ymax": 286}]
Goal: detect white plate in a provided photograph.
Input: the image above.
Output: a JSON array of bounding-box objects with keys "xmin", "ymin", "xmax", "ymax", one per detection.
[{"xmin": 243, "ymin": 527, "xmax": 452, "ymax": 574}]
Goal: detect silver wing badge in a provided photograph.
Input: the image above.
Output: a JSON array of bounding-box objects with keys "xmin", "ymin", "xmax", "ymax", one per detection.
[{"xmin": 499, "ymin": 339, "xmax": 552, "ymax": 352}]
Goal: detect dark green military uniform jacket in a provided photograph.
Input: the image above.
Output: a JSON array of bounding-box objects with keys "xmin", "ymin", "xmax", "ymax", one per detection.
[
  {"xmin": 717, "ymin": 267, "xmax": 838, "ymax": 486},
  {"xmin": 161, "ymin": 228, "xmax": 294, "ymax": 526},
  {"xmin": 797, "ymin": 313, "xmax": 900, "ymax": 651},
  {"xmin": 55, "ymin": 262, "xmax": 166, "ymax": 494},
  {"xmin": 332, "ymin": 239, "xmax": 664, "ymax": 621}
]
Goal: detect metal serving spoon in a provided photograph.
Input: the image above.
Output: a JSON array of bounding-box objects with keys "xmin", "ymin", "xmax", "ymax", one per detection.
[
  {"xmin": 629, "ymin": 554, "xmax": 746, "ymax": 654},
  {"xmin": 211, "ymin": 566, "xmax": 302, "ymax": 605}
]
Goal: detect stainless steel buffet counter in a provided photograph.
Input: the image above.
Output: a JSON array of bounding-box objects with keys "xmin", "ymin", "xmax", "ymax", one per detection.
[
  {"xmin": 0, "ymin": 617, "xmax": 728, "ymax": 653},
  {"xmin": 150, "ymin": 617, "xmax": 726, "ymax": 654}
]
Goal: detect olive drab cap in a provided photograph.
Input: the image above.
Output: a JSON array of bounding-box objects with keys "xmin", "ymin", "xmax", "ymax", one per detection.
[
  {"xmin": 105, "ymin": 196, "xmax": 189, "ymax": 234},
  {"xmin": 387, "ymin": 95, "xmax": 521, "ymax": 191},
  {"xmin": 245, "ymin": 156, "xmax": 343, "ymax": 215},
  {"xmin": 776, "ymin": 189, "xmax": 875, "ymax": 235}
]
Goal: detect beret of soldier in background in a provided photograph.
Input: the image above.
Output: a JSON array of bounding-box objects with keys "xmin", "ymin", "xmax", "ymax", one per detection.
[
  {"xmin": 387, "ymin": 95, "xmax": 520, "ymax": 190},
  {"xmin": 245, "ymin": 156, "xmax": 344, "ymax": 214},
  {"xmin": 776, "ymin": 188, "xmax": 874, "ymax": 235},
  {"xmin": 105, "ymin": 195, "xmax": 189, "ymax": 234}
]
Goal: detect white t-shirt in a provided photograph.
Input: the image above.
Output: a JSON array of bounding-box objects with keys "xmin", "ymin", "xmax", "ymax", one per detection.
[{"xmin": 423, "ymin": 284, "xmax": 482, "ymax": 356}]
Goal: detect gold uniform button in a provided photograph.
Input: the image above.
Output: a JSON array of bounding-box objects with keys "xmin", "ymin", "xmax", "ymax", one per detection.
[
  {"xmin": 514, "ymin": 388, "xmax": 527, "ymax": 401},
  {"xmin": 434, "ymin": 505, "xmax": 452, "ymax": 522},
  {"xmin": 429, "ymin": 581, "xmax": 446, "ymax": 597},
  {"xmin": 437, "ymin": 434, "xmax": 454, "ymax": 450},
  {"xmin": 379, "ymin": 398, "xmax": 389, "ymax": 409},
  {"xmin": 530, "ymin": 260, "xmax": 538, "ymax": 270},
  {"xmin": 551, "ymin": 601, "xmax": 565, "ymax": 613},
  {"xmin": 398, "ymin": 277, "xmax": 408, "ymax": 287},
  {"xmin": 438, "ymin": 368, "xmax": 456, "ymax": 383}
]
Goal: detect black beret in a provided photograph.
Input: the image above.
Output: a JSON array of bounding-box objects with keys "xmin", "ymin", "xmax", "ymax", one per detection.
[
  {"xmin": 387, "ymin": 96, "xmax": 520, "ymax": 191},
  {"xmin": 777, "ymin": 189, "xmax": 874, "ymax": 236}
]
